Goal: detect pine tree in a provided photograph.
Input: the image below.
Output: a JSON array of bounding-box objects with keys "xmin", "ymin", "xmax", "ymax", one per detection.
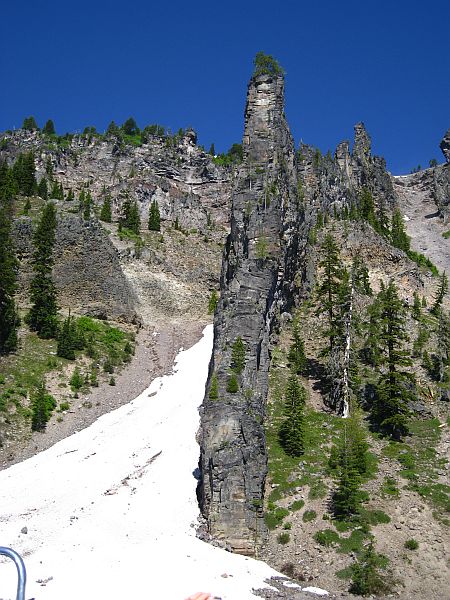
[
  {"xmin": 13, "ymin": 152, "xmax": 36, "ymax": 196},
  {"xmin": 26, "ymin": 202, "xmax": 59, "ymax": 338},
  {"xmin": 352, "ymin": 255, "xmax": 372, "ymax": 296},
  {"xmin": 349, "ymin": 541, "xmax": 390, "ymax": 596},
  {"xmin": 208, "ymin": 289, "xmax": 218, "ymax": 315},
  {"xmin": 37, "ymin": 177, "xmax": 48, "ymax": 200},
  {"xmin": 0, "ymin": 200, "xmax": 19, "ymax": 354},
  {"xmin": 120, "ymin": 198, "xmax": 140, "ymax": 234},
  {"xmin": 370, "ymin": 281, "xmax": 412, "ymax": 439},
  {"xmin": 231, "ymin": 336, "xmax": 246, "ymax": 373},
  {"xmin": 209, "ymin": 372, "xmax": 219, "ymax": 400},
  {"xmin": 70, "ymin": 367, "xmax": 84, "ymax": 395},
  {"xmin": 332, "ymin": 423, "xmax": 362, "ymax": 518},
  {"xmin": 42, "ymin": 119, "xmax": 56, "ymax": 135},
  {"xmin": 106, "ymin": 121, "xmax": 120, "ymax": 136},
  {"xmin": 390, "ymin": 208, "xmax": 410, "ymax": 253},
  {"xmin": 412, "ymin": 291, "xmax": 421, "ymax": 321},
  {"xmin": 148, "ymin": 199, "xmax": 161, "ymax": 231},
  {"xmin": 435, "ymin": 311, "xmax": 450, "ymax": 382},
  {"xmin": 226, "ymin": 372, "xmax": 239, "ymax": 393},
  {"xmin": 57, "ymin": 312, "xmax": 79, "ymax": 360},
  {"xmin": 431, "ymin": 271, "xmax": 448, "ymax": 316},
  {"xmin": 31, "ymin": 382, "xmax": 56, "ymax": 431},
  {"xmin": 22, "ymin": 116, "xmax": 39, "ymax": 131},
  {"xmin": 122, "ymin": 117, "xmax": 139, "ymax": 136},
  {"xmin": 208, "ymin": 143, "xmax": 215, "ymax": 156},
  {"xmin": 278, "ymin": 371, "xmax": 306, "ymax": 457},
  {"xmin": 100, "ymin": 194, "xmax": 112, "ymax": 222},
  {"xmin": 83, "ymin": 191, "xmax": 93, "ymax": 220},
  {"xmin": 358, "ymin": 188, "xmax": 377, "ymax": 227},
  {"xmin": 316, "ymin": 234, "xmax": 344, "ymax": 354},
  {"xmin": 288, "ymin": 321, "xmax": 307, "ymax": 374}
]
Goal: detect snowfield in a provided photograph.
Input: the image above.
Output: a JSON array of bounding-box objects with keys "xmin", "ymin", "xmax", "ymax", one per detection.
[{"xmin": 0, "ymin": 326, "xmax": 327, "ymax": 600}]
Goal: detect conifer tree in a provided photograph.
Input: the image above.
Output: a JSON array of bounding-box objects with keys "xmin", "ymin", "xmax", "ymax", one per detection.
[
  {"xmin": 208, "ymin": 290, "xmax": 218, "ymax": 315},
  {"xmin": 22, "ymin": 116, "xmax": 39, "ymax": 131},
  {"xmin": 122, "ymin": 117, "xmax": 139, "ymax": 136},
  {"xmin": 0, "ymin": 200, "xmax": 19, "ymax": 354},
  {"xmin": 31, "ymin": 382, "xmax": 56, "ymax": 431},
  {"xmin": 37, "ymin": 177, "xmax": 48, "ymax": 200},
  {"xmin": 57, "ymin": 312, "xmax": 79, "ymax": 360},
  {"xmin": 231, "ymin": 336, "xmax": 246, "ymax": 374},
  {"xmin": 358, "ymin": 188, "xmax": 377, "ymax": 228},
  {"xmin": 106, "ymin": 120, "xmax": 120, "ymax": 136},
  {"xmin": 13, "ymin": 152, "xmax": 36, "ymax": 196},
  {"xmin": 435, "ymin": 311, "xmax": 450, "ymax": 382},
  {"xmin": 349, "ymin": 541, "xmax": 390, "ymax": 596},
  {"xmin": 412, "ymin": 291, "xmax": 422, "ymax": 321},
  {"xmin": 332, "ymin": 423, "xmax": 362, "ymax": 518},
  {"xmin": 209, "ymin": 372, "xmax": 219, "ymax": 400},
  {"xmin": 120, "ymin": 198, "xmax": 140, "ymax": 234},
  {"xmin": 431, "ymin": 271, "xmax": 448, "ymax": 316},
  {"xmin": 316, "ymin": 234, "xmax": 344, "ymax": 354},
  {"xmin": 100, "ymin": 194, "xmax": 112, "ymax": 222},
  {"xmin": 26, "ymin": 202, "xmax": 59, "ymax": 338},
  {"xmin": 43, "ymin": 119, "xmax": 56, "ymax": 135},
  {"xmin": 370, "ymin": 281, "xmax": 412, "ymax": 439},
  {"xmin": 148, "ymin": 199, "xmax": 161, "ymax": 231},
  {"xmin": 83, "ymin": 190, "xmax": 93, "ymax": 220},
  {"xmin": 226, "ymin": 372, "xmax": 239, "ymax": 393},
  {"xmin": 288, "ymin": 321, "xmax": 307, "ymax": 374},
  {"xmin": 390, "ymin": 208, "xmax": 410, "ymax": 252},
  {"xmin": 278, "ymin": 371, "xmax": 306, "ymax": 457}
]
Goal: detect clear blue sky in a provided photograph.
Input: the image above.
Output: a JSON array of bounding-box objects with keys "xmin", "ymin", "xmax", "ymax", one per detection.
[{"xmin": 1, "ymin": 0, "xmax": 449, "ymax": 174}]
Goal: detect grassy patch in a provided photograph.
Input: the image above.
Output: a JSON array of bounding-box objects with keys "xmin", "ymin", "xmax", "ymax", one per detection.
[
  {"xmin": 289, "ymin": 499, "xmax": 305, "ymax": 511},
  {"xmin": 381, "ymin": 418, "xmax": 449, "ymax": 523},
  {"xmin": 303, "ymin": 510, "xmax": 317, "ymax": 522},
  {"xmin": 442, "ymin": 230, "xmax": 450, "ymax": 239}
]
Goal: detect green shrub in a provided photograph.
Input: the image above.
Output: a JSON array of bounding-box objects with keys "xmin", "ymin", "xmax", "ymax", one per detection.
[
  {"xmin": 226, "ymin": 372, "xmax": 239, "ymax": 393},
  {"xmin": 303, "ymin": 510, "xmax": 317, "ymax": 522},
  {"xmin": 289, "ymin": 499, "xmax": 305, "ymax": 511},
  {"xmin": 404, "ymin": 539, "xmax": 419, "ymax": 550},
  {"xmin": 264, "ymin": 506, "xmax": 289, "ymax": 530},
  {"xmin": 59, "ymin": 401, "xmax": 70, "ymax": 412},
  {"xmin": 283, "ymin": 522, "xmax": 292, "ymax": 530},
  {"xmin": 277, "ymin": 532, "xmax": 290, "ymax": 545},
  {"xmin": 69, "ymin": 367, "xmax": 84, "ymax": 392},
  {"xmin": 314, "ymin": 529, "xmax": 340, "ymax": 547}
]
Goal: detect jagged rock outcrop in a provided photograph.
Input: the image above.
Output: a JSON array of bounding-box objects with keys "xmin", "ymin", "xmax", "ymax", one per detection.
[
  {"xmin": 433, "ymin": 128, "xmax": 450, "ymax": 221},
  {"xmin": 13, "ymin": 212, "xmax": 139, "ymax": 322},
  {"xmin": 440, "ymin": 128, "xmax": 450, "ymax": 163},
  {"xmin": 198, "ymin": 72, "xmax": 303, "ymax": 555}
]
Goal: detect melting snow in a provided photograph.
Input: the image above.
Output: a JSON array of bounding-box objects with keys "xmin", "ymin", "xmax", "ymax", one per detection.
[{"xmin": 0, "ymin": 325, "xmax": 328, "ymax": 599}]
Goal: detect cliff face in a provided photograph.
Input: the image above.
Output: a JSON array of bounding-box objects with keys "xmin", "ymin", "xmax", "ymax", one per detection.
[
  {"xmin": 13, "ymin": 213, "xmax": 139, "ymax": 323},
  {"xmin": 198, "ymin": 73, "xmax": 303, "ymax": 555}
]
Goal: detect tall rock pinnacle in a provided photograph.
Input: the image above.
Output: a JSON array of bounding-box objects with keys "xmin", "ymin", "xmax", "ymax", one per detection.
[{"xmin": 197, "ymin": 69, "xmax": 302, "ymax": 555}]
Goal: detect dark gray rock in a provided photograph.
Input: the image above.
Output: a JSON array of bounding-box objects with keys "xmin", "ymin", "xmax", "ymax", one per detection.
[
  {"xmin": 198, "ymin": 72, "xmax": 304, "ymax": 555},
  {"xmin": 13, "ymin": 212, "xmax": 139, "ymax": 323},
  {"xmin": 440, "ymin": 128, "xmax": 450, "ymax": 163}
]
